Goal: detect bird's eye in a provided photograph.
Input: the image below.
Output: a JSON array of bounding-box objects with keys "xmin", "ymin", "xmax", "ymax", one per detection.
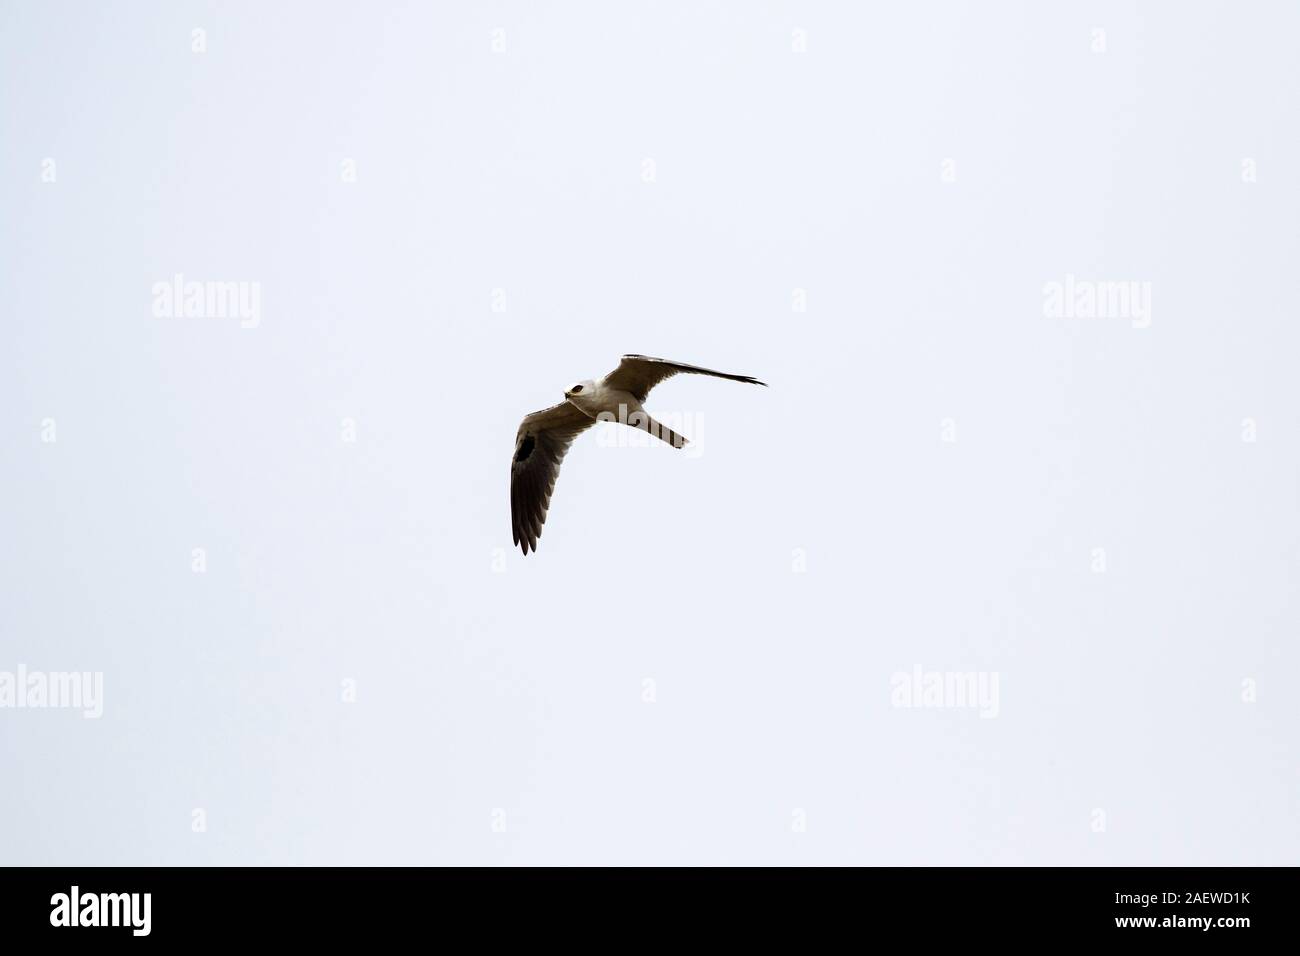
[{"xmin": 571, "ymin": 385, "xmax": 583, "ymax": 394}]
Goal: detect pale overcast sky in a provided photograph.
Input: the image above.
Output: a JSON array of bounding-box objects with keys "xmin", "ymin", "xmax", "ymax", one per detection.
[{"xmin": 2, "ymin": 1, "xmax": 1297, "ymax": 864}]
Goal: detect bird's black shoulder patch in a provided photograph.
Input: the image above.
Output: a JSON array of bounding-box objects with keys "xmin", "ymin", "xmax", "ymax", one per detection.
[{"xmin": 514, "ymin": 433, "xmax": 536, "ymax": 463}]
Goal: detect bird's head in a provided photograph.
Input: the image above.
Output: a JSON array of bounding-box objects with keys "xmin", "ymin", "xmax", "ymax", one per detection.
[{"xmin": 564, "ymin": 380, "xmax": 595, "ymax": 401}]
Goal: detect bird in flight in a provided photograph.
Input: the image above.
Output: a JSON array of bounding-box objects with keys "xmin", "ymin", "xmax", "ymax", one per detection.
[{"xmin": 510, "ymin": 354, "xmax": 767, "ymax": 554}]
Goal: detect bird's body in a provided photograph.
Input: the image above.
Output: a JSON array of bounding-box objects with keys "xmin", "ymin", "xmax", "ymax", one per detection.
[
  {"xmin": 510, "ymin": 354, "xmax": 766, "ymax": 554},
  {"xmin": 563, "ymin": 380, "xmax": 638, "ymax": 427}
]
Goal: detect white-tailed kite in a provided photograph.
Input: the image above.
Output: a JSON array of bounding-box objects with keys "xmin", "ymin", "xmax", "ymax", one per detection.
[{"xmin": 510, "ymin": 354, "xmax": 767, "ymax": 554}]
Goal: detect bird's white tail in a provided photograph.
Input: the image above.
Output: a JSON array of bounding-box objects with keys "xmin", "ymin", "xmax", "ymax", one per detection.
[{"xmin": 629, "ymin": 410, "xmax": 688, "ymax": 449}]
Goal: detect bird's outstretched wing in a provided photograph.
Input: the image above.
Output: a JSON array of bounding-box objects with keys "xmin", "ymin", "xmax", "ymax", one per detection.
[
  {"xmin": 601, "ymin": 354, "xmax": 767, "ymax": 403},
  {"xmin": 510, "ymin": 401, "xmax": 595, "ymax": 555}
]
